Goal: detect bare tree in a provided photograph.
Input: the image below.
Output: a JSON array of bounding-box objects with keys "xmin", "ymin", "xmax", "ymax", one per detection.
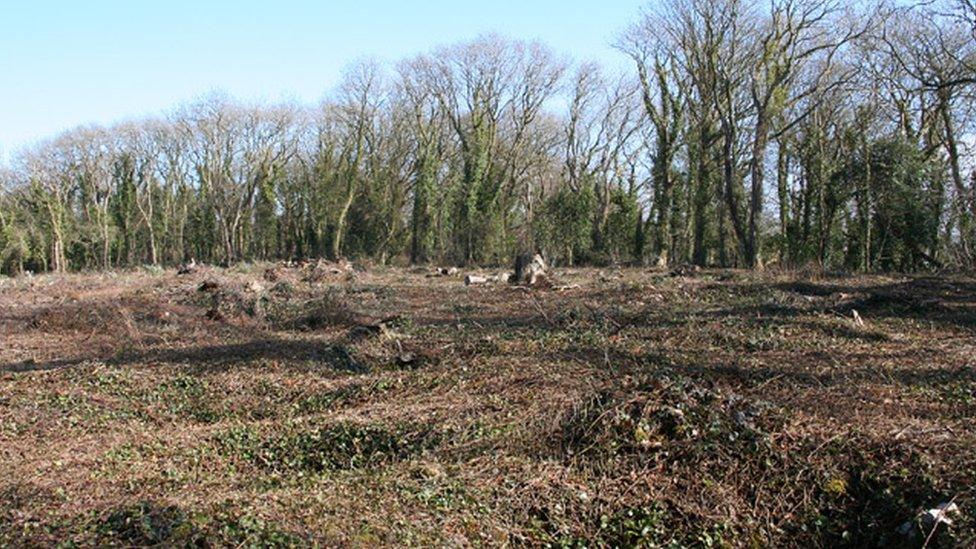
[
  {"xmin": 880, "ymin": 2, "xmax": 976, "ymax": 260},
  {"xmin": 620, "ymin": 19, "xmax": 686, "ymax": 266},
  {"xmin": 564, "ymin": 63, "xmax": 642, "ymax": 259}
]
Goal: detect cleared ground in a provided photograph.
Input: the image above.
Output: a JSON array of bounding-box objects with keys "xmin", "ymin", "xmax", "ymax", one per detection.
[{"xmin": 0, "ymin": 263, "xmax": 974, "ymax": 546}]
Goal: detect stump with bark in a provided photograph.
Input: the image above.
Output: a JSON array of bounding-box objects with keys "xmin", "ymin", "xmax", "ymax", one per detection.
[{"xmin": 512, "ymin": 253, "xmax": 549, "ymax": 287}]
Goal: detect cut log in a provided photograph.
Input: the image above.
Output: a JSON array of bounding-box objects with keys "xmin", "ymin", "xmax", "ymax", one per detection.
[{"xmin": 464, "ymin": 275, "xmax": 488, "ymax": 286}]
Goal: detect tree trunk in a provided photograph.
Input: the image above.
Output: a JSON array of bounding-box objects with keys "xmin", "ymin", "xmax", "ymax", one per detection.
[
  {"xmin": 721, "ymin": 120, "xmax": 747, "ymax": 264},
  {"xmin": 746, "ymin": 114, "xmax": 769, "ymax": 269},
  {"xmin": 940, "ymin": 98, "xmax": 973, "ymax": 261},
  {"xmin": 655, "ymin": 138, "xmax": 673, "ymax": 267},
  {"xmin": 692, "ymin": 128, "xmax": 712, "ymax": 266},
  {"xmin": 776, "ymin": 141, "xmax": 791, "ymax": 264},
  {"xmin": 333, "ymin": 179, "xmax": 355, "ymax": 260}
]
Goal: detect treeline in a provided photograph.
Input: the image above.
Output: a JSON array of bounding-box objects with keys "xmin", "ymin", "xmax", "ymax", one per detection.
[{"xmin": 1, "ymin": 0, "xmax": 974, "ymax": 275}]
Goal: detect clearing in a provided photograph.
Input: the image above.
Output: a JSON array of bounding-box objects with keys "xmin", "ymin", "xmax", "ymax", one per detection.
[{"xmin": 0, "ymin": 264, "xmax": 974, "ymax": 546}]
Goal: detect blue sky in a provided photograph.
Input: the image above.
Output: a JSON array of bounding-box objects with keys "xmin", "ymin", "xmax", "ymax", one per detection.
[{"xmin": 0, "ymin": 0, "xmax": 645, "ymax": 160}]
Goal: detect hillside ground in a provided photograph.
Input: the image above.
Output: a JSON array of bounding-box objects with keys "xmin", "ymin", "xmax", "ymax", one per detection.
[{"xmin": 1, "ymin": 263, "xmax": 974, "ymax": 546}]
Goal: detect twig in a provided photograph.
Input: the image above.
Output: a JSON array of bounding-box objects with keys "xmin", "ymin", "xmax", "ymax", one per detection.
[
  {"xmin": 526, "ymin": 293, "xmax": 553, "ymax": 326},
  {"xmin": 922, "ymin": 494, "xmax": 958, "ymax": 548}
]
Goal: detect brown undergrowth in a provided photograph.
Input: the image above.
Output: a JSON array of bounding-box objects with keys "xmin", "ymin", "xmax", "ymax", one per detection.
[{"xmin": 0, "ymin": 265, "xmax": 973, "ymax": 546}]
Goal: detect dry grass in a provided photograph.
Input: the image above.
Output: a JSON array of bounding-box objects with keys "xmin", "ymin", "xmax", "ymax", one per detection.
[{"xmin": 0, "ymin": 264, "xmax": 973, "ymax": 546}]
